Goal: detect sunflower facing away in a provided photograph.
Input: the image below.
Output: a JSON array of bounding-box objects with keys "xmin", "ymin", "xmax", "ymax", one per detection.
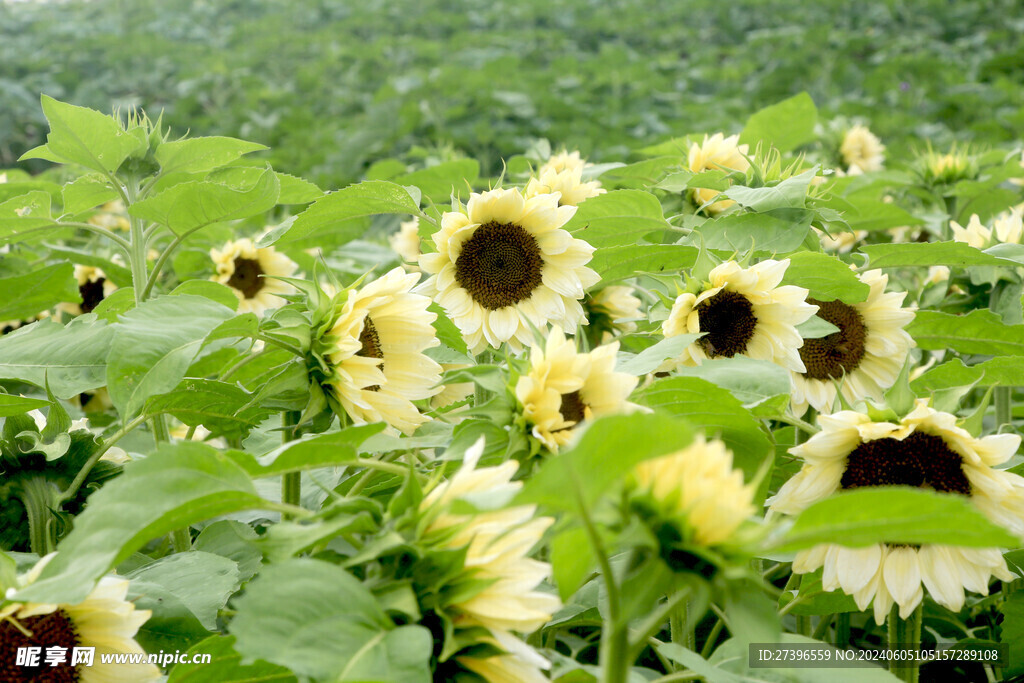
[
  {"xmin": 768, "ymin": 401, "xmax": 1024, "ymax": 624},
  {"xmin": 210, "ymin": 238, "xmax": 298, "ymax": 315},
  {"xmin": 791, "ymin": 269, "xmax": 915, "ymax": 415},
  {"xmin": 524, "ymin": 149, "xmax": 605, "ymax": 207},
  {"xmin": 421, "ymin": 438, "xmax": 560, "ymax": 683},
  {"xmin": 389, "ymin": 217, "xmax": 422, "ymax": 267},
  {"xmin": 584, "ymin": 285, "xmax": 643, "ymax": 344},
  {"xmin": 840, "ymin": 124, "xmax": 885, "ymax": 175},
  {"xmin": 418, "ymin": 187, "xmax": 599, "ymax": 354},
  {"xmin": 322, "ymin": 267, "xmax": 442, "ymax": 435},
  {"xmin": 661, "ymin": 259, "xmax": 817, "ymax": 371},
  {"xmin": 0, "ymin": 558, "xmax": 160, "ymax": 682},
  {"xmin": 688, "ymin": 133, "xmax": 750, "ymax": 214},
  {"xmin": 515, "ymin": 326, "xmax": 639, "ymax": 452}
]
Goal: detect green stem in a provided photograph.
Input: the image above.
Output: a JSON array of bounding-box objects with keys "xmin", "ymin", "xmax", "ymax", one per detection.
[
  {"xmin": 140, "ymin": 223, "xmax": 206, "ymax": 300},
  {"xmin": 58, "ymin": 414, "xmax": 148, "ymax": 504},
  {"xmin": 628, "ymin": 589, "xmax": 692, "ymax": 662},
  {"xmin": 811, "ymin": 613, "xmax": 833, "ymax": 641},
  {"xmin": 219, "ymin": 346, "xmax": 273, "ymax": 382},
  {"xmin": 700, "ymin": 617, "xmax": 725, "ymax": 659},
  {"xmin": 834, "ymin": 612, "xmax": 851, "ymax": 648},
  {"xmin": 796, "ymin": 615, "xmax": 811, "ymax": 637},
  {"xmin": 21, "ymin": 476, "xmax": 59, "ymax": 555},
  {"xmin": 995, "ymin": 386, "xmax": 1012, "ymax": 431},
  {"xmin": 670, "ymin": 600, "xmax": 695, "ymax": 651},
  {"xmin": 58, "ymin": 221, "xmax": 132, "ymax": 251},
  {"xmin": 578, "ymin": 492, "xmax": 626, "ymax": 683},
  {"xmin": 888, "ymin": 603, "xmax": 923, "ymax": 682},
  {"xmin": 281, "ymin": 411, "xmax": 302, "ymax": 520}
]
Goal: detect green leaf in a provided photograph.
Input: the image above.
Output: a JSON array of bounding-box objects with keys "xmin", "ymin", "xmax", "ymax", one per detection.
[
  {"xmin": 394, "ymin": 159, "xmax": 479, "ymax": 200},
  {"xmin": 910, "ymin": 357, "xmax": 1024, "ymax": 392},
  {"xmin": 170, "ymin": 280, "xmax": 240, "ymax": 311},
  {"xmin": 589, "ymin": 244, "xmax": 697, "ymax": 284},
  {"xmin": 564, "ymin": 190, "xmax": 670, "ymax": 247},
  {"xmin": 0, "ymin": 394, "xmax": 51, "ymax": 416},
  {"xmin": 168, "ymin": 635, "xmax": 297, "ymax": 683},
  {"xmin": 778, "ymin": 569, "xmax": 860, "ymax": 616},
  {"xmin": 145, "ymin": 379, "xmax": 271, "ymax": 439},
  {"xmin": 722, "ymin": 169, "xmax": 816, "ymax": 212},
  {"xmin": 14, "ymin": 441, "xmax": 267, "ymax": 604},
  {"xmin": 907, "ymin": 309, "xmax": 1024, "ymax": 355},
  {"xmin": 229, "ymin": 558, "xmax": 431, "ymax": 682},
  {"xmin": 128, "ymin": 551, "xmax": 241, "ymax": 630},
  {"xmin": 998, "ymin": 591, "xmax": 1024, "ymax": 677},
  {"xmin": 129, "ymin": 167, "xmax": 280, "ymax": 236},
  {"xmin": 206, "ymin": 167, "xmax": 324, "ymax": 205},
  {"xmin": 0, "ymin": 179, "xmax": 62, "ymax": 205},
  {"xmin": 226, "ymin": 424, "xmax": 386, "ymax": 477},
  {"xmin": 0, "ymin": 262, "xmax": 80, "ymax": 321},
  {"xmin": 782, "ymin": 251, "xmax": 870, "ymax": 303},
  {"xmin": 155, "ymin": 136, "xmax": 267, "ymax": 174},
  {"xmin": 263, "ymin": 180, "xmax": 422, "ymax": 246},
  {"xmin": 670, "ymin": 357, "xmax": 792, "ymax": 405},
  {"xmin": 839, "ymin": 196, "xmax": 924, "ymax": 233},
  {"xmin": 0, "ymin": 316, "xmax": 113, "ymax": 398},
  {"xmin": 550, "ymin": 526, "xmax": 595, "ymax": 601},
  {"xmin": 797, "ymin": 316, "xmax": 841, "ymax": 338},
  {"xmin": 107, "ymin": 295, "xmax": 235, "ymax": 419},
  {"xmin": 695, "ymin": 210, "xmax": 813, "ymax": 254},
  {"xmin": 428, "ymin": 302, "xmax": 469, "ymax": 355},
  {"xmin": 0, "ymin": 191, "xmax": 60, "ymax": 243},
  {"xmin": 27, "ymin": 95, "xmax": 145, "ymax": 173},
  {"xmin": 193, "ymin": 521, "xmax": 262, "ymax": 582},
  {"xmin": 617, "ymin": 334, "xmax": 704, "ymax": 376},
  {"xmin": 517, "ymin": 412, "xmax": 694, "ymax": 512},
  {"xmin": 61, "ymin": 175, "xmax": 119, "ymax": 214},
  {"xmin": 771, "ymin": 487, "xmax": 1021, "ymax": 553},
  {"xmin": 635, "ymin": 376, "xmax": 773, "ymax": 480},
  {"xmin": 129, "ymin": 579, "xmax": 212, "ymax": 654},
  {"xmin": 860, "ymin": 241, "xmax": 1019, "ymax": 269},
  {"xmin": 739, "ymin": 92, "xmax": 818, "ymax": 153}
]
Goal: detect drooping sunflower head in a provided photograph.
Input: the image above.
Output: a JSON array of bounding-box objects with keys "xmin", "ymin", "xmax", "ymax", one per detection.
[
  {"xmin": 688, "ymin": 133, "xmax": 750, "ymax": 214},
  {"xmin": 768, "ymin": 402, "xmax": 1024, "ymax": 624},
  {"xmin": 514, "ymin": 326, "xmax": 639, "ymax": 452},
  {"xmin": 418, "ymin": 187, "xmax": 599, "ymax": 354},
  {"xmin": 583, "ymin": 285, "xmax": 643, "ymax": 345},
  {"xmin": 840, "ymin": 124, "xmax": 885, "ymax": 174},
  {"xmin": 210, "ymin": 238, "xmax": 298, "ymax": 315},
  {"xmin": 791, "ymin": 269, "xmax": 915, "ymax": 415},
  {"xmin": 661, "ymin": 259, "xmax": 816, "ymax": 371},
  {"xmin": 320, "ymin": 267, "xmax": 442, "ymax": 435},
  {"xmin": 0, "ymin": 560, "xmax": 161, "ymax": 683}
]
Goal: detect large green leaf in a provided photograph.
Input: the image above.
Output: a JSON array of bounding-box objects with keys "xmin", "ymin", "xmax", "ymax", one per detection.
[
  {"xmin": 168, "ymin": 635, "xmax": 297, "ymax": 683},
  {"xmin": 0, "ymin": 394, "xmax": 51, "ymax": 416},
  {"xmin": 635, "ymin": 376, "xmax": 773, "ymax": 480},
  {"xmin": 128, "ymin": 551, "xmax": 241, "ymax": 630},
  {"xmin": 617, "ymin": 334, "xmax": 703, "ymax": 376},
  {"xmin": 229, "ymin": 558, "xmax": 431, "ymax": 682},
  {"xmin": 998, "ymin": 591, "xmax": 1024, "ymax": 677},
  {"xmin": 770, "ymin": 487, "xmax": 1021, "ymax": 553},
  {"xmin": 0, "ymin": 262, "xmax": 80, "ymax": 321},
  {"xmin": 193, "ymin": 521, "xmax": 262, "ymax": 582},
  {"xmin": 146, "ymin": 379, "xmax": 270, "ymax": 438},
  {"xmin": 671, "ymin": 356, "xmax": 792, "ymax": 405},
  {"xmin": 226, "ymin": 424, "xmax": 386, "ymax": 478},
  {"xmin": 107, "ymin": 295, "xmax": 235, "ymax": 419},
  {"xmin": 129, "ymin": 167, "xmax": 280, "ymax": 236},
  {"xmin": 394, "ymin": 159, "xmax": 479, "ymax": 201},
  {"xmin": 860, "ymin": 241, "xmax": 1019, "ymax": 269},
  {"xmin": 21, "ymin": 95, "xmax": 145, "ymax": 174},
  {"xmin": 155, "ymin": 136, "xmax": 268, "ymax": 174},
  {"xmin": 517, "ymin": 412, "xmax": 694, "ymax": 512},
  {"xmin": 564, "ymin": 189, "xmax": 671, "ymax": 247},
  {"xmin": 589, "ymin": 244, "xmax": 697, "ymax": 284},
  {"xmin": 263, "ymin": 180, "xmax": 422, "ymax": 246},
  {"xmin": 739, "ymin": 92, "xmax": 818, "ymax": 153},
  {"xmin": 14, "ymin": 441, "xmax": 267, "ymax": 604},
  {"xmin": 781, "ymin": 251, "xmax": 870, "ymax": 303},
  {"xmin": 696, "ymin": 210, "xmax": 813, "ymax": 254},
  {"xmin": 61, "ymin": 175, "xmax": 119, "ymax": 214},
  {"xmin": 907, "ymin": 309, "xmax": 1024, "ymax": 355},
  {"xmin": 0, "ymin": 316, "xmax": 113, "ymax": 398},
  {"xmin": 910, "ymin": 357, "xmax": 1024, "ymax": 392},
  {"xmin": 722, "ymin": 169, "xmax": 816, "ymax": 212},
  {"xmin": 0, "ymin": 191, "xmax": 60, "ymax": 243}
]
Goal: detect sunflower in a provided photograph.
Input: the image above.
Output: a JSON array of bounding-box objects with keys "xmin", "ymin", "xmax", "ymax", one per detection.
[
  {"xmin": 418, "ymin": 187, "xmax": 599, "ymax": 354},
  {"xmin": 421, "ymin": 438, "xmax": 559, "ymax": 681},
  {"xmin": 768, "ymin": 401, "xmax": 1024, "ymax": 624},
  {"xmin": 791, "ymin": 269, "xmax": 915, "ymax": 415},
  {"xmin": 814, "ymin": 227, "xmax": 866, "ymax": 254},
  {"xmin": 322, "ymin": 267, "xmax": 442, "ymax": 434},
  {"xmin": 524, "ymin": 150, "xmax": 605, "ymax": 207},
  {"xmin": 87, "ymin": 200, "xmax": 130, "ymax": 232},
  {"xmin": 389, "ymin": 217, "xmax": 422, "ymax": 267},
  {"xmin": 661, "ymin": 259, "xmax": 817, "ymax": 372},
  {"xmin": 951, "ymin": 207, "xmax": 1024, "ymax": 248},
  {"xmin": 210, "ymin": 238, "xmax": 297, "ymax": 315},
  {"xmin": 840, "ymin": 125, "xmax": 885, "ymax": 174},
  {"xmin": 58, "ymin": 265, "xmax": 117, "ymax": 317},
  {"xmin": 0, "ymin": 559, "xmax": 161, "ymax": 682},
  {"xmin": 514, "ymin": 326, "xmax": 639, "ymax": 452},
  {"xmin": 688, "ymin": 133, "xmax": 750, "ymax": 214},
  {"xmin": 584, "ymin": 285, "xmax": 643, "ymax": 344},
  {"xmin": 630, "ymin": 435, "xmax": 755, "ymax": 548}
]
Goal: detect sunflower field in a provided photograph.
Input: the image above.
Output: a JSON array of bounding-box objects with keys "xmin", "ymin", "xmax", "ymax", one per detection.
[{"xmin": 2, "ymin": 1, "xmax": 1024, "ymax": 682}]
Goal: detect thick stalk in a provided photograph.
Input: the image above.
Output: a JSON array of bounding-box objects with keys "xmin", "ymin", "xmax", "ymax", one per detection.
[
  {"xmin": 888, "ymin": 603, "xmax": 923, "ymax": 682},
  {"xmin": 834, "ymin": 612, "xmax": 851, "ymax": 648},
  {"xmin": 670, "ymin": 600, "xmax": 695, "ymax": 650},
  {"xmin": 280, "ymin": 411, "xmax": 303, "ymax": 520},
  {"xmin": 995, "ymin": 386, "xmax": 1012, "ymax": 431},
  {"xmin": 21, "ymin": 476, "xmax": 59, "ymax": 555}
]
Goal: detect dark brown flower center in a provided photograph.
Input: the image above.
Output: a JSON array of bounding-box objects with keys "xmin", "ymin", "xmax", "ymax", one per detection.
[
  {"xmin": 694, "ymin": 289, "xmax": 757, "ymax": 358},
  {"xmin": 454, "ymin": 221, "xmax": 544, "ymax": 310},
  {"xmin": 799, "ymin": 298, "xmax": 868, "ymax": 380},
  {"xmin": 560, "ymin": 390, "xmax": 587, "ymax": 425},
  {"xmin": 357, "ymin": 316, "xmax": 384, "ymax": 392},
  {"xmin": 227, "ymin": 257, "xmax": 264, "ymax": 299},
  {"xmin": 841, "ymin": 431, "xmax": 971, "ymax": 495},
  {"xmin": 0, "ymin": 608, "xmax": 81, "ymax": 682},
  {"xmin": 79, "ymin": 278, "xmax": 107, "ymax": 314}
]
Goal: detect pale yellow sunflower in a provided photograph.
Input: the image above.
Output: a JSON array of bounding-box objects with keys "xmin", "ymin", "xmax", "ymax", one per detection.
[
  {"xmin": 925, "ymin": 150, "xmax": 974, "ymax": 184},
  {"xmin": 661, "ymin": 259, "xmax": 817, "ymax": 372},
  {"xmin": 524, "ymin": 150, "xmax": 605, "ymax": 207},
  {"xmin": 389, "ymin": 217, "xmax": 422, "ymax": 267},
  {"xmin": 631, "ymin": 435, "xmax": 756, "ymax": 547},
  {"xmin": 418, "ymin": 187, "xmax": 599, "ymax": 354},
  {"xmin": 791, "ymin": 269, "xmax": 915, "ymax": 415},
  {"xmin": 422, "ymin": 438, "xmax": 559, "ymax": 681},
  {"xmin": 87, "ymin": 200, "xmax": 130, "ymax": 232},
  {"xmin": 324, "ymin": 267, "xmax": 442, "ymax": 434},
  {"xmin": 840, "ymin": 125, "xmax": 885, "ymax": 174},
  {"xmin": 58, "ymin": 265, "xmax": 118, "ymax": 316},
  {"xmin": 688, "ymin": 133, "xmax": 750, "ymax": 214},
  {"xmin": 514, "ymin": 326, "xmax": 639, "ymax": 452},
  {"xmin": 210, "ymin": 238, "xmax": 298, "ymax": 315},
  {"xmin": 951, "ymin": 207, "xmax": 1024, "ymax": 248},
  {"xmin": 0, "ymin": 558, "xmax": 161, "ymax": 682},
  {"xmin": 768, "ymin": 402, "xmax": 1024, "ymax": 624},
  {"xmin": 814, "ymin": 227, "xmax": 866, "ymax": 253},
  {"xmin": 585, "ymin": 285, "xmax": 643, "ymax": 343}
]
